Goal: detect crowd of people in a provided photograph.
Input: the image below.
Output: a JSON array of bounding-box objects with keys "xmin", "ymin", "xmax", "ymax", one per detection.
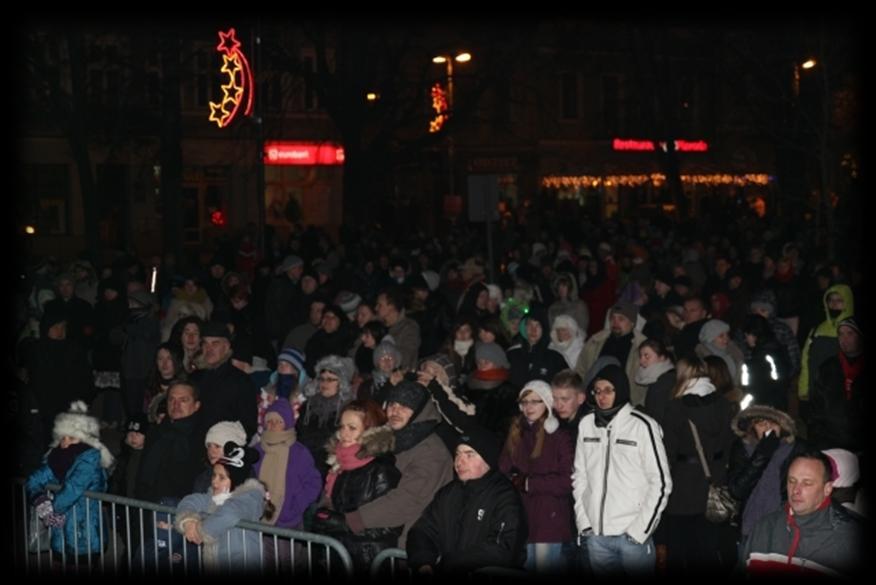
[{"xmin": 14, "ymin": 212, "xmax": 865, "ymax": 576}]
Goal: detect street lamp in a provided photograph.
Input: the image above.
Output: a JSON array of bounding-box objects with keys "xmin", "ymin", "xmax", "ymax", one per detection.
[{"xmin": 433, "ymin": 52, "xmax": 471, "ymax": 202}]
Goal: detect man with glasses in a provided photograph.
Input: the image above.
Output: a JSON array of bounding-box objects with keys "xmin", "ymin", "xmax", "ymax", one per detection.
[{"xmin": 572, "ymin": 364, "xmax": 671, "ymax": 577}]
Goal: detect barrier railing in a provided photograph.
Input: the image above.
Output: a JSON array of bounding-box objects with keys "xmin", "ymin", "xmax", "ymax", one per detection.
[{"xmin": 13, "ymin": 479, "xmax": 353, "ymax": 578}]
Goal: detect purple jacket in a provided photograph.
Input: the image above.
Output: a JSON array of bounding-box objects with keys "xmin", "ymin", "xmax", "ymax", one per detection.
[
  {"xmin": 499, "ymin": 418, "xmax": 574, "ymax": 543},
  {"xmin": 255, "ymin": 400, "xmax": 323, "ymax": 528}
]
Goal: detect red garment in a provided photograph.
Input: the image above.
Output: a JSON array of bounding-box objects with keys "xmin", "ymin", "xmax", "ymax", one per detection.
[
  {"xmin": 471, "ymin": 367, "xmax": 510, "ymax": 382},
  {"xmin": 784, "ymin": 497, "xmax": 831, "ymax": 564},
  {"xmin": 323, "ymin": 442, "xmax": 374, "ymax": 499},
  {"xmin": 838, "ymin": 352, "xmax": 863, "ymax": 400}
]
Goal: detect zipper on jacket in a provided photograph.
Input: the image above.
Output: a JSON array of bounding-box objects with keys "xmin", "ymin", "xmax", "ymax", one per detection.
[
  {"xmin": 496, "ymin": 521, "xmax": 506, "ymax": 544},
  {"xmin": 599, "ymin": 427, "xmax": 611, "ymax": 534}
]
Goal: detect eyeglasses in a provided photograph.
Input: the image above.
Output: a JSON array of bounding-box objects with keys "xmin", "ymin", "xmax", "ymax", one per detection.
[
  {"xmin": 518, "ymin": 399, "xmax": 543, "ymax": 406},
  {"xmin": 318, "ymin": 376, "xmax": 340, "ymax": 383},
  {"xmin": 592, "ymin": 388, "xmax": 615, "ymax": 396}
]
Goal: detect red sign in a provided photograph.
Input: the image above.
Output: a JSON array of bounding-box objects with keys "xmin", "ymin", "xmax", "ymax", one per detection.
[
  {"xmin": 263, "ymin": 142, "xmax": 345, "ymax": 166},
  {"xmin": 612, "ymin": 138, "xmax": 709, "ymax": 152}
]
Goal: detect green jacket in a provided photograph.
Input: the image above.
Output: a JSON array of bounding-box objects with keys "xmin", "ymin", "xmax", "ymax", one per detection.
[{"xmin": 798, "ymin": 284, "xmax": 854, "ymax": 400}]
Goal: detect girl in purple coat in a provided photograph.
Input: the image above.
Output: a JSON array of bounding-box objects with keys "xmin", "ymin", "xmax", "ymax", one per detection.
[{"xmin": 499, "ymin": 380, "xmax": 574, "ymax": 574}]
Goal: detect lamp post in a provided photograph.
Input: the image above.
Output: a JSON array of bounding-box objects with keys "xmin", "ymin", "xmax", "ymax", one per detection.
[{"xmin": 433, "ymin": 52, "xmax": 471, "ymax": 206}]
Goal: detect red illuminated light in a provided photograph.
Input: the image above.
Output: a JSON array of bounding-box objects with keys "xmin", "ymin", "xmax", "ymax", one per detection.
[
  {"xmin": 612, "ymin": 138, "xmax": 709, "ymax": 152},
  {"xmin": 263, "ymin": 142, "xmax": 346, "ymax": 166}
]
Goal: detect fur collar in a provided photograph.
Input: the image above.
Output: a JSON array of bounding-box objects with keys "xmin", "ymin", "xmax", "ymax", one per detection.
[
  {"xmin": 731, "ymin": 404, "xmax": 796, "ymax": 442},
  {"xmin": 325, "ymin": 424, "xmax": 395, "ymax": 472}
]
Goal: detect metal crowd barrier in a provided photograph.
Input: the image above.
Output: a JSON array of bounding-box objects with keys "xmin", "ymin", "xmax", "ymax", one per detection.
[
  {"xmin": 369, "ymin": 548, "xmax": 530, "ymax": 580},
  {"xmin": 12, "ymin": 479, "xmax": 353, "ymax": 578}
]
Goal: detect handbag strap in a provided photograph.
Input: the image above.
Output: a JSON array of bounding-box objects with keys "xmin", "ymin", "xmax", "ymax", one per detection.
[{"xmin": 687, "ymin": 419, "xmax": 712, "ymax": 480}]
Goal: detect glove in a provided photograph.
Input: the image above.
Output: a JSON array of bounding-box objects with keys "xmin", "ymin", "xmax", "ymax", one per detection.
[
  {"xmin": 509, "ymin": 473, "xmax": 528, "ymax": 493},
  {"xmin": 35, "ymin": 498, "xmax": 54, "ymax": 521},
  {"xmin": 754, "ymin": 431, "xmax": 780, "ymax": 457},
  {"xmin": 312, "ymin": 508, "xmax": 348, "ymax": 534},
  {"xmin": 44, "ymin": 512, "xmax": 66, "ymax": 528}
]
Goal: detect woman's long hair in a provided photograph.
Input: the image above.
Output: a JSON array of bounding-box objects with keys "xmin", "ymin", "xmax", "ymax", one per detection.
[
  {"xmin": 671, "ymin": 355, "xmax": 709, "ymax": 399},
  {"xmin": 503, "ymin": 390, "xmax": 547, "ymax": 459}
]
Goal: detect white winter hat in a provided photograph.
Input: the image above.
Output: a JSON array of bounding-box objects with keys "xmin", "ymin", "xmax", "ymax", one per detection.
[
  {"xmin": 519, "ymin": 380, "xmax": 559, "ymax": 434},
  {"xmin": 205, "ymin": 420, "xmax": 247, "ymax": 448},
  {"xmin": 823, "ymin": 448, "xmax": 860, "ymax": 488},
  {"xmin": 52, "ymin": 401, "xmax": 115, "ymax": 469}
]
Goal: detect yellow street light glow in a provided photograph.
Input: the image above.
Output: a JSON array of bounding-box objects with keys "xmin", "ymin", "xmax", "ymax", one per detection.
[
  {"xmin": 366, "ymin": 92, "xmax": 378, "ymax": 101},
  {"xmin": 801, "ymin": 59, "xmax": 816, "ymax": 69},
  {"xmin": 455, "ymin": 53, "xmax": 471, "ymax": 63},
  {"xmin": 433, "ymin": 56, "xmax": 447, "ymax": 64},
  {"xmin": 25, "ymin": 225, "xmax": 36, "ymax": 235}
]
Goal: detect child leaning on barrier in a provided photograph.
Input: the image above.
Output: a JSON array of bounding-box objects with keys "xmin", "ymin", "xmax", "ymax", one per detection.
[
  {"xmin": 26, "ymin": 401, "xmax": 115, "ymax": 561},
  {"xmin": 173, "ymin": 441, "xmax": 273, "ymax": 573}
]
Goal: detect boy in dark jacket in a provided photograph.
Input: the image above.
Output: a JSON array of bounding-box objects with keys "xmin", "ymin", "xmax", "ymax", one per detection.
[{"xmin": 406, "ymin": 425, "xmax": 527, "ymax": 575}]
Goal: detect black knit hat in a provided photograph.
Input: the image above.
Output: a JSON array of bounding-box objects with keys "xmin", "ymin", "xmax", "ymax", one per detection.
[
  {"xmin": 201, "ymin": 320, "xmax": 232, "ymax": 340},
  {"xmin": 591, "ymin": 364, "xmax": 631, "ymax": 407},
  {"xmin": 385, "ymin": 379, "xmax": 429, "ymax": 414},
  {"xmin": 455, "ymin": 425, "xmax": 501, "ymax": 471}
]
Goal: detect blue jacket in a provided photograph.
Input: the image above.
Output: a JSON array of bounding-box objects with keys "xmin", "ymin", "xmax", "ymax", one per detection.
[
  {"xmin": 174, "ymin": 479, "xmax": 266, "ymax": 573},
  {"xmin": 26, "ymin": 448, "xmax": 107, "ymax": 555}
]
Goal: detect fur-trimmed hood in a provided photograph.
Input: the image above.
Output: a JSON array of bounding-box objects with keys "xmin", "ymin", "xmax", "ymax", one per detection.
[
  {"xmin": 731, "ymin": 404, "xmax": 796, "ymax": 443},
  {"xmin": 325, "ymin": 424, "xmax": 395, "ymax": 473}
]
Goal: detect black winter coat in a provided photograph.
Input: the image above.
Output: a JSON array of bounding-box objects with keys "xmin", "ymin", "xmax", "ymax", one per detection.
[
  {"xmin": 312, "ymin": 427, "xmax": 402, "ymax": 571},
  {"xmin": 191, "ymin": 358, "xmax": 258, "ymax": 441},
  {"xmin": 808, "ymin": 355, "xmax": 865, "ymax": 452},
  {"xmin": 406, "ymin": 469, "xmax": 527, "ymax": 574},
  {"xmin": 135, "ymin": 412, "xmax": 206, "ymax": 502},
  {"xmin": 662, "ymin": 391, "xmax": 736, "ymax": 516}
]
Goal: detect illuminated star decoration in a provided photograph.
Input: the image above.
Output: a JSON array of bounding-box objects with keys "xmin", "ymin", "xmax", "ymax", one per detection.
[
  {"xmin": 208, "ymin": 28, "xmax": 254, "ymax": 128},
  {"xmin": 429, "ymin": 82, "xmax": 448, "ymax": 133}
]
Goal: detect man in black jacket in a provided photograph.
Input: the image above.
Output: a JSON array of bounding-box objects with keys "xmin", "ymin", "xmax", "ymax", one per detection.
[
  {"xmin": 406, "ymin": 425, "xmax": 527, "ymax": 575},
  {"xmin": 190, "ymin": 321, "xmax": 258, "ymax": 441}
]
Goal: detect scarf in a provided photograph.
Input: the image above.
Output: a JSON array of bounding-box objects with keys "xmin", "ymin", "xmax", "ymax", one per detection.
[
  {"xmin": 257, "ymin": 427, "xmax": 296, "ymax": 525},
  {"xmin": 211, "ymin": 491, "xmax": 232, "ymax": 506},
  {"xmin": 303, "ymin": 393, "xmax": 343, "ymax": 428},
  {"xmin": 393, "ymin": 419, "xmax": 439, "ymax": 454},
  {"xmin": 784, "ymin": 496, "xmax": 832, "ymax": 563},
  {"xmin": 838, "ymin": 353, "xmax": 863, "ymax": 401},
  {"xmin": 471, "ymin": 368, "xmax": 510, "ymax": 382},
  {"xmin": 600, "ymin": 332, "xmax": 634, "ymax": 365},
  {"xmin": 324, "ymin": 442, "xmax": 375, "ymax": 500},
  {"xmin": 276, "ymin": 374, "xmax": 297, "ymax": 400},
  {"xmin": 594, "ymin": 404, "xmax": 624, "ymax": 428},
  {"xmin": 48, "ymin": 443, "xmax": 90, "ymax": 480},
  {"xmin": 741, "ymin": 440, "xmax": 793, "ymax": 535},
  {"xmin": 634, "ymin": 360, "xmax": 675, "ymax": 386},
  {"xmin": 454, "ymin": 339, "xmax": 474, "ymax": 357}
]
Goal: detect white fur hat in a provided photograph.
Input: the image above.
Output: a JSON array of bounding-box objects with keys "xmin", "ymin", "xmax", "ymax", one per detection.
[
  {"xmin": 52, "ymin": 401, "xmax": 115, "ymax": 469},
  {"xmin": 519, "ymin": 380, "xmax": 559, "ymax": 434}
]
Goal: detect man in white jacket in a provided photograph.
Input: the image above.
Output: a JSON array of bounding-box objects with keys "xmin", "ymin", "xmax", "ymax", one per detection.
[{"xmin": 572, "ymin": 364, "xmax": 672, "ymax": 576}]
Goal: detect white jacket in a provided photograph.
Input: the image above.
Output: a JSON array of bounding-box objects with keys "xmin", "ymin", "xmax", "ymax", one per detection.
[{"xmin": 572, "ymin": 403, "xmax": 672, "ymax": 544}]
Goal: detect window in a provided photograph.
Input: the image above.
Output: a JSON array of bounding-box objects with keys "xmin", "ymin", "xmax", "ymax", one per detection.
[
  {"xmin": 24, "ymin": 164, "xmax": 71, "ymax": 235},
  {"xmin": 560, "ymin": 72, "xmax": 579, "ymax": 120},
  {"xmin": 602, "ymin": 75, "xmax": 619, "ymax": 136}
]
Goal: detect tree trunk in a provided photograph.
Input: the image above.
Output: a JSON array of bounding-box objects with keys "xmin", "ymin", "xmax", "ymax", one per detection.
[
  {"xmin": 160, "ymin": 32, "xmax": 184, "ymax": 263},
  {"xmin": 65, "ymin": 32, "xmax": 100, "ymax": 255}
]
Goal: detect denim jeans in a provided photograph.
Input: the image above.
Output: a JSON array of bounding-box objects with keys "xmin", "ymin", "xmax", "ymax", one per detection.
[
  {"xmin": 525, "ymin": 542, "xmax": 567, "ymax": 573},
  {"xmin": 587, "ymin": 533, "xmax": 655, "ymax": 577}
]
